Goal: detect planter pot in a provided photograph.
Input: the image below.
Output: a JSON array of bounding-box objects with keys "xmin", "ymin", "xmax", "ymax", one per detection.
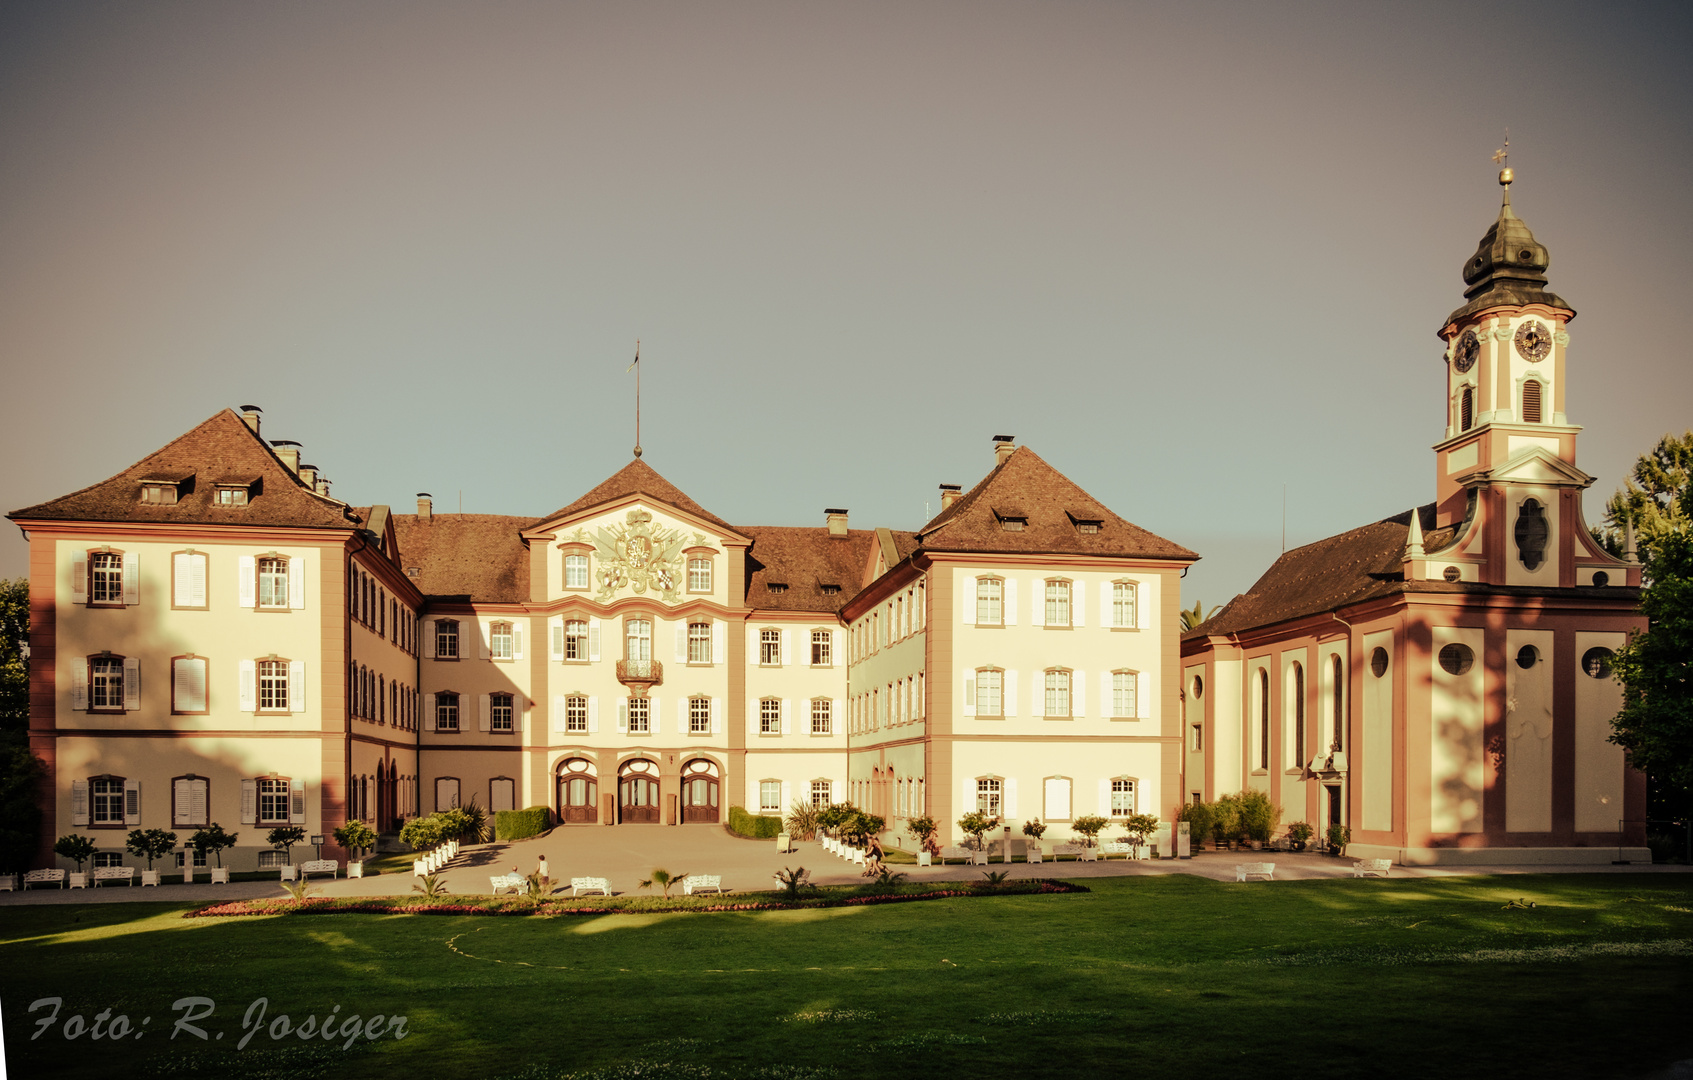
[
  {"xmin": 280, "ymin": 865, "xmax": 298, "ymax": 880},
  {"xmin": 1291, "ymin": 841, "xmax": 1307, "ymax": 853},
  {"xmin": 68, "ymin": 872, "xmax": 89, "ymax": 889},
  {"xmin": 141, "ymin": 870, "xmax": 161, "ymax": 886},
  {"xmin": 209, "ymin": 868, "xmax": 230, "ymax": 884},
  {"xmin": 348, "ymin": 861, "xmax": 364, "ymax": 879}
]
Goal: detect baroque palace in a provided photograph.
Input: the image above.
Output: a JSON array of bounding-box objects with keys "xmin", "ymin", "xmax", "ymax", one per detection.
[{"xmin": 11, "ymin": 171, "xmax": 1650, "ymax": 868}]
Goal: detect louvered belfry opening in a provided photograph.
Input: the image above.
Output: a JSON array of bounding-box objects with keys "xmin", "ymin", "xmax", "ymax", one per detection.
[
  {"xmin": 1522, "ymin": 379, "xmax": 1543, "ymax": 423},
  {"xmin": 1460, "ymin": 387, "xmax": 1474, "ymax": 431}
]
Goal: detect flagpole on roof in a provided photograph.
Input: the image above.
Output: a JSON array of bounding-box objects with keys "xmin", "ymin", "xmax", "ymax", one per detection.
[{"xmin": 627, "ymin": 339, "xmax": 642, "ymax": 458}]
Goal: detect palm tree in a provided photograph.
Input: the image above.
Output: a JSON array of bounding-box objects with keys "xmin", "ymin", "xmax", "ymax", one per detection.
[{"xmin": 1180, "ymin": 601, "xmax": 1220, "ymax": 632}]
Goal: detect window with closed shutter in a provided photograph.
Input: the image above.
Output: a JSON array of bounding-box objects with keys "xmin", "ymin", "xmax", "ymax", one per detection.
[{"xmin": 1522, "ymin": 379, "xmax": 1543, "ymax": 423}]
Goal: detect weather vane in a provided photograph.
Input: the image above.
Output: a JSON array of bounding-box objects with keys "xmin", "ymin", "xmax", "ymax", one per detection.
[
  {"xmin": 1491, "ymin": 129, "xmax": 1509, "ymax": 168},
  {"xmin": 627, "ymin": 338, "xmax": 642, "ymax": 458},
  {"xmin": 1492, "ymin": 129, "xmax": 1512, "ymax": 187}
]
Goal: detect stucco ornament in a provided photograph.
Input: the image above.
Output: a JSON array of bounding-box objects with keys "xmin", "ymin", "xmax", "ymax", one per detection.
[{"xmin": 592, "ymin": 508, "xmax": 687, "ymax": 602}]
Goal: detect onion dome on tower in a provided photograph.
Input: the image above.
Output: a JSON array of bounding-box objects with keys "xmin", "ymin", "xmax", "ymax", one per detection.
[{"xmin": 1445, "ymin": 167, "xmax": 1573, "ymax": 327}]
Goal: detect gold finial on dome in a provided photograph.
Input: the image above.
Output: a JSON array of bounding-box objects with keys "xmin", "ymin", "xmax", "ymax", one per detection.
[{"xmin": 1499, "ymin": 166, "xmax": 1514, "ymax": 186}]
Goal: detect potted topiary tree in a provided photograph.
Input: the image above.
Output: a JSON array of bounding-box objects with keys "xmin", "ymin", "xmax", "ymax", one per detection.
[
  {"xmin": 1022, "ymin": 818, "xmax": 1048, "ymax": 861},
  {"xmin": 1181, "ymin": 800, "xmax": 1216, "ymax": 853},
  {"xmin": 906, "ymin": 815, "xmax": 939, "ymax": 864},
  {"xmin": 54, "ymin": 834, "xmax": 96, "ymax": 887},
  {"xmin": 1122, "ymin": 813, "xmax": 1161, "ymax": 859},
  {"xmin": 267, "ymin": 825, "xmax": 307, "ymax": 875},
  {"xmin": 125, "ymin": 828, "xmax": 177, "ymax": 885},
  {"xmin": 1236, "ymin": 790, "xmax": 1283, "ymax": 850},
  {"xmin": 1286, "ymin": 822, "xmax": 1315, "ymax": 853},
  {"xmin": 1326, "ymin": 823, "xmax": 1351, "ymax": 857},
  {"xmin": 334, "ymin": 820, "xmax": 377, "ymax": 878},
  {"xmin": 188, "ymin": 823, "xmax": 237, "ymax": 882},
  {"xmin": 1210, "ymin": 795, "xmax": 1241, "ymax": 851},
  {"xmin": 1071, "ymin": 815, "xmax": 1108, "ymax": 849},
  {"xmin": 957, "ymin": 810, "xmax": 999, "ymax": 852}
]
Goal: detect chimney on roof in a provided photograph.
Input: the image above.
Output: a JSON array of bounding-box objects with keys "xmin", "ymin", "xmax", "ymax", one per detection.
[
  {"xmin": 239, "ymin": 405, "xmax": 262, "ymax": 436},
  {"xmin": 417, "ymin": 493, "xmax": 433, "ymax": 522},
  {"xmin": 271, "ymin": 440, "xmax": 301, "ymax": 475},
  {"xmin": 939, "ymin": 483, "xmax": 963, "ymax": 509},
  {"xmin": 993, "ymin": 435, "xmax": 1016, "ymax": 465},
  {"xmin": 299, "ymin": 464, "xmax": 318, "ymax": 490},
  {"xmin": 825, "ymin": 508, "xmax": 849, "ymax": 537},
  {"xmin": 315, "ymin": 477, "xmax": 332, "ymax": 497}
]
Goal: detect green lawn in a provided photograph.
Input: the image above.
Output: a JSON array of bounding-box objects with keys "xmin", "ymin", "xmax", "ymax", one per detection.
[{"xmin": 3, "ymin": 875, "xmax": 1691, "ymax": 1079}]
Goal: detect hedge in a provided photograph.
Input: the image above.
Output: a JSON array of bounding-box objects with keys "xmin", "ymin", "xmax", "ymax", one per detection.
[
  {"xmin": 495, "ymin": 805, "xmax": 552, "ymax": 842},
  {"xmin": 727, "ymin": 805, "xmax": 784, "ymax": 839}
]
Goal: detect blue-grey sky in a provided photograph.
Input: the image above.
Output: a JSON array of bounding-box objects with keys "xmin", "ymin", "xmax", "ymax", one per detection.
[{"xmin": 2, "ymin": 1, "xmax": 1689, "ymax": 608}]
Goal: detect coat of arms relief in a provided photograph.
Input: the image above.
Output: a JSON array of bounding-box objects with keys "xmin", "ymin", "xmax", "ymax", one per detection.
[{"xmin": 568, "ymin": 509, "xmax": 711, "ymax": 603}]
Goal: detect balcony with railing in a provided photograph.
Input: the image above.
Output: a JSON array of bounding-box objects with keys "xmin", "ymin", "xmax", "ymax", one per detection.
[{"xmin": 616, "ymin": 659, "xmax": 663, "ymax": 690}]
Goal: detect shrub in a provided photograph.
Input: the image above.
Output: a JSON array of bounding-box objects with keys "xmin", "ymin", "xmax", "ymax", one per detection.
[
  {"xmin": 906, "ymin": 816, "xmax": 939, "ymax": 853},
  {"xmin": 54, "ymin": 833, "xmax": 96, "ymax": 870},
  {"xmin": 267, "ymin": 825, "xmax": 307, "ymax": 863},
  {"xmin": 1121, "ymin": 813, "xmax": 1161, "ymax": 849},
  {"xmin": 1071, "ymin": 815, "xmax": 1108, "ymax": 847},
  {"xmin": 333, "ymin": 819, "xmax": 377, "ymax": 857},
  {"xmin": 1181, "ymin": 801, "xmax": 1216, "ymax": 850},
  {"xmin": 842, "ymin": 811, "xmax": 885, "ymax": 844},
  {"xmin": 1236, "ymin": 790, "xmax": 1282, "ymax": 843},
  {"xmin": 816, "ymin": 802, "xmax": 857, "ymax": 836},
  {"xmin": 1287, "ymin": 821, "xmax": 1315, "ymax": 847},
  {"xmin": 412, "ymin": 873, "xmax": 449, "ymax": 898},
  {"xmin": 638, "ymin": 868, "xmax": 688, "ymax": 898},
  {"xmin": 728, "ymin": 806, "xmax": 785, "ymax": 839},
  {"xmin": 125, "ymin": 828, "xmax": 177, "ymax": 870},
  {"xmin": 1022, "ymin": 818, "xmax": 1048, "ymax": 840},
  {"xmin": 495, "ymin": 806, "xmax": 551, "ymax": 842},
  {"xmin": 399, "ymin": 815, "xmax": 442, "ymax": 851},
  {"xmin": 783, "ymin": 800, "xmax": 820, "ymax": 841},
  {"xmin": 773, "ymin": 866, "xmax": 815, "ymax": 901},
  {"xmin": 957, "ymin": 811, "xmax": 999, "ymax": 849},
  {"xmin": 188, "ymin": 823, "xmax": 237, "ymax": 868},
  {"xmin": 1209, "ymin": 795, "xmax": 1242, "ymax": 845},
  {"xmin": 1326, "ymin": 823, "xmax": 1351, "ymax": 855}
]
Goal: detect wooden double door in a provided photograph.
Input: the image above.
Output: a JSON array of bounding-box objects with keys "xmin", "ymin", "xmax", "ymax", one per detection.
[
  {"xmin": 559, "ymin": 774, "xmax": 598, "ymax": 824},
  {"xmin": 619, "ymin": 774, "xmax": 661, "ymax": 823},
  {"xmin": 681, "ymin": 775, "xmax": 719, "ymax": 823}
]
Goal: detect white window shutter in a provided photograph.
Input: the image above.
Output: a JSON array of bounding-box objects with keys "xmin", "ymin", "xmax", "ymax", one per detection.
[
  {"xmin": 1005, "ymin": 669, "xmax": 1018, "ymax": 717},
  {"xmin": 239, "ymin": 659, "xmax": 256, "ymax": 712},
  {"xmin": 1137, "ymin": 585, "xmax": 1149, "ymax": 630},
  {"xmin": 781, "ymin": 699, "xmax": 791, "ymax": 735},
  {"xmin": 962, "ymin": 585, "xmax": 975, "ymax": 625},
  {"xmin": 963, "ymin": 776, "xmax": 976, "ymax": 815},
  {"xmin": 71, "ymin": 662, "xmax": 88, "ymax": 710},
  {"xmin": 781, "ymin": 629, "xmax": 791, "ymax": 666},
  {"xmin": 551, "ymin": 619, "xmax": 565, "ymax": 660},
  {"xmin": 241, "ymin": 778, "xmax": 257, "ymax": 824},
  {"xmin": 72, "ymin": 779, "xmax": 89, "ymax": 825},
  {"xmin": 831, "ymin": 698, "xmax": 842, "ymax": 734},
  {"xmin": 190, "ymin": 778, "xmax": 207, "ymax": 824},
  {"xmin": 290, "ymin": 778, "xmax": 306, "ymax": 824},
  {"xmin": 123, "ymin": 656, "xmax": 141, "ymax": 710},
  {"xmin": 289, "ymin": 555, "xmax": 306, "ymax": 609},
  {"xmin": 712, "ymin": 620, "xmax": 725, "ymax": 665},
  {"xmin": 1031, "ymin": 580, "xmax": 1043, "ymax": 626},
  {"xmin": 780, "ymin": 780, "xmax": 790, "ymax": 811},
  {"xmin": 831, "ymin": 629, "xmax": 841, "ymax": 667},
  {"xmin": 173, "ymin": 778, "xmax": 191, "ymax": 825},
  {"xmin": 963, "ymin": 674, "xmax": 976, "ymax": 717},
  {"xmin": 123, "ymin": 779, "xmax": 141, "ymax": 825},
  {"xmin": 123, "ymin": 551, "xmax": 139, "ymax": 605},
  {"xmin": 588, "ymin": 696, "xmax": 600, "ymax": 733},
  {"xmin": 513, "ymin": 623, "xmax": 523, "ymax": 660},
  {"xmin": 1006, "ymin": 777, "xmax": 1018, "ymax": 819},
  {"xmin": 238, "ymin": 555, "xmax": 255, "ymax": 608},
  {"xmin": 651, "ymin": 697, "xmax": 661, "ymax": 734},
  {"xmin": 424, "ymin": 693, "xmax": 437, "ymax": 732},
  {"xmin": 72, "ymin": 551, "xmax": 87, "ymax": 603},
  {"xmin": 173, "ymin": 659, "xmax": 190, "ymax": 712},
  {"xmin": 711, "ymin": 697, "xmax": 722, "ymax": 735},
  {"xmin": 479, "ymin": 694, "xmax": 492, "ymax": 732},
  {"xmin": 1136, "ymin": 675, "xmax": 1150, "ymax": 719},
  {"xmin": 289, "ymin": 660, "xmax": 305, "ymax": 713},
  {"xmin": 1101, "ymin": 582, "xmax": 1113, "ymax": 626},
  {"xmin": 588, "ymin": 618, "xmax": 601, "ymax": 662},
  {"xmin": 423, "ymin": 620, "xmax": 436, "ymax": 659},
  {"xmin": 477, "ymin": 622, "xmax": 491, "ymax": 660},
  {"xmin": 1099, "ymin": 778, "xmax": 1111, "ymax": 815},
  {"xmin": 1073, "ymin": 585, "xmax": 1085, "ymax": 627},
  {"xmin": 748, "ymin": 700, "xmax": 759, "ymax": 735},
  {"xmin": 174, "ymin": 553, "xmax": 192, "ymax": 607},
  {"xmin": 1074, "ymin": 670, "xmax": 1086, "ymax": 717},
  {"xmin": 804, "ymin": 698, "xmax": 814, "ymax": 730},
  {"xmin": 617, "ymin": 701, "xmax": 627, "ymax": 734},
  {"xmin": 675, "ymin": 623, "xmax": 686, "ymax": 662},
  {"xmin": 1102, "ymin": 672, "xmax": 1114, "ymax": 718},
  {"xmin": 552, "ymin": 696, "xmax": 566, "ymax": 733},
  {"xmin": 830, "ymin": 778, "xmax": 842, "ymax": 805}
]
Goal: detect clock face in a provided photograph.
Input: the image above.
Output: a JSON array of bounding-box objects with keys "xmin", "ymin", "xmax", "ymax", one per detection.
[
  {"xmin": 1514, "ymin": 320, "xmax": 1552, "ymax": 362},
  {"xmin": 1454, "ymin": 330, "xmax": 1479, "ymax": 374}
]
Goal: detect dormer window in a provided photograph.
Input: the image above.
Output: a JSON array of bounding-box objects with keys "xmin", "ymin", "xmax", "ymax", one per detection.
[
  {"xmin": 212, "ymin": 475, "xmax": 257, "ymax": 506},
  {"xmin": 1067, "ymin": 512, "xmax": 1103, "ymax": 534},
  {"xmin": 767, "ymin": 582, "xmax": 789, "ymax": 594},
  {"xmin": 137, "ymin": 472, "xmax": 190, "ymax": 505},
  {"xmin": 819, "ymin": 584, "xmax": 840, "ymax": 596},
  {"xmin": 994, "ymin": 507, "xmax": 1027, "ymax": 532}
]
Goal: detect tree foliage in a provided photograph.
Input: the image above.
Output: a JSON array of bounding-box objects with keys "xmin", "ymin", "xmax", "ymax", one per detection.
[
  {"xmin": 1610, "ymin": 517, "xmax": 1693, "ymax": 794},
  {"xmin": 0, "ymin": 578, "xmax": 28, "ymax": 735},
  {"xmin": 0, "ymin": 742, "xmax": 44, "ymax": 870},
  {"xmin": 126, "ymin": 828, "xmax": 178, "ymax": 870},
  {"xmin": 1594, "ymin": 431, "xmax": 1692, "ymax": 563}
]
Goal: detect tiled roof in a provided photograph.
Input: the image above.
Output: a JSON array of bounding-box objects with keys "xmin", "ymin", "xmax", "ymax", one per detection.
[
  {"xmin": 917, "ymin": 446, "xmax": 1196, "ymax": 561},
  {"xmin": 391, "ymin": 514, "xmax": 532, "ymax": 604},
  {"xmin": 1184, "ymin": 505, "xmax": 1451, "ymax": 639},
  {"xmin": 742, "ymin": 526, "xmax": 884, "ymax": 614},
  {"xmin": 536, "ymin": 459, "xmax": 737, "ymax": 534},
  {"xmin": 7, "ymin": 409, "xmax": 356, "ymax": 529}
]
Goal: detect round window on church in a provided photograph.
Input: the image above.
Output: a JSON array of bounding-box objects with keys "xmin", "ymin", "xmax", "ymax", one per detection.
[
  {"xmin": 1592, "ymin": 571, "xmax": 1609, "ymax": 587},
  {"xmin": 1438, "ymin": 643, "xmax": 1474, "ymax": 676},
  {"xmin": 1442, "ymin": 566, "xmax": 1462, "ymax": 583},
  {"xmin": 1370, "ymin": 648, "xmax": 1389, "ymax": 679},
  {"xmin": 1192, "ymin": 676, "xmax": 1204, "ymax": 698},
  {"xmin": 1582, "ymin": 648, "xmax": 1614, "ymax": 680},
  {"xmin": 1516, "ymin": 645, "xmax": 1539, "ymax": 669}
]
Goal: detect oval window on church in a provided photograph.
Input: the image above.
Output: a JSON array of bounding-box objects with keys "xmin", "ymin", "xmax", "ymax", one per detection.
[
  {"xmin": 1370, "ymin": 647, "xmax": 1389, "ymax": 679},
  {"xmin": 1516, "ymin": 645, "xmax": 1540, "ymax": 669},
  {"xmin": 1582, "ymin": 648, "xmax": 1614, "ymax": 680},
  {"xmin": 1515, "ymin": 500, "xmax": 1549, "ymax": 571},
  {"xmin": 1438, "ymin": 643, "xmax": 1474, "ymax": 676}
]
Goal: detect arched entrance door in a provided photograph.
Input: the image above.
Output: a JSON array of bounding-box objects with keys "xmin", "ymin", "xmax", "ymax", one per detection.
[
  {"xmin": 680, "ymin": 759, "xmax": 721, "ymax": 823},
  {"xmin": 558, "ymin": 759, "xmax": 598, "ymax": 824},
  {"xmin": 619, "ymin": 759, "xmax": 661, "ymax": 824}
]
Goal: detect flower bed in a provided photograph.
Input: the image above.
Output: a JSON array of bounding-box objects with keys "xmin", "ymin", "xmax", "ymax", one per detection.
[{"xmin": 183, "ymin": 879, "xmax": 1088, "ymax": 919}]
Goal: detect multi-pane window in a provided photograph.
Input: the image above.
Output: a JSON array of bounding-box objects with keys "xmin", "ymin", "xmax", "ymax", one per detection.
[
  {"xmin": 258, "ymin": 660, "xmax": 289, "ymax": 712},
  {"xmin": 760, "ymin": 698, "xmax": 780, "ymax": 735},
  {"xmin": 689, "ymin": 697, "xmax": 711, "ymax": 734},
  {"xmin": 437, "ymin": 620, "xmax": 459, "ymax": 659},
  {"xmin": 90, "ymin": 553, "xmax": 123, "ymax": 604},
  {"xmin": 565, "ymin": 695, "xmax": 588, "ymax": 733},
  {"xmin": 491, "ymin": 693, "xmax": 514, "ymax": 732},
  {"xmin": 565, "ymin": 554, "xmax": 590, "ymax": 589},
  {"xmin": 811, "ymin": 630, "xmax": 831, "ymax": 667},
  {"xmin": 976, "ymin": 778, "xmax": 1003, "ymax": 818},
  {"xmin": 1044, "ymin": 580, "xmax": 1071, "ymax": 625},
  {"xmin": 1113, "ymin": 671, "xmax": 1138, "ymax": 718},
  {"xmin": 565, "ymin": 620, "xmax": 587, "ymax": 660},
  {"xmin": 91, "ymin": 777, "xmax": 124, "ymax": 824},
  {"xmin": 688, "ymin": 558, "xmax": 712, "ymax": 592},
  {"xmin": 811, "ymin": 780, "xmax": 832, "ymax": 808},
  {"xmin": 975, "ymin": 578, "xmax": 1002, "ymax": 624},
  {"xmin": 625, "ymin": 619, "xmax": 651, "ymax": 661},
  {"xmin": 90, "ymin": 657, "xmax": 124, "ymax": 710},
  {"xmin": 810, "ymin": 699, "xmax": 831, "ymax": 735},
  {"xmin": 1044, "ymin": 670, "xmax": 1071, "ymax": 717},
  {"xmin": 258, "ymin": 777, "xmax": 289, "ymax": 824},
  {"xmin": 760, "ymin": 780, "xmax": 781, "ymax": 813},
  {"xmin": 627, "ymin": 697, "xmax": 650, "ymax": 734},
  {"xmin": 1111, "ymin": 778, "xmax": 1136, "ymax": 817},
  {"xmin": 436, "ymin": 692, "xmax": 460, "ymax": 732},
  {"xmin": 688, "ymin": 622, "xmax": 712, "ymax": 664},
  {"xmin": 760, "ymin": 629, "xmax": 781, "ymax": 666},
  {"xmin": 258, "ymin": 557, "xmax": 289, "ymax": 608},
  {"xmin": 491, "ymin": 622, "xmax": 514, "ymax": 660},
  {"xmin": 976, "ymin": 669, "xmax": 1003, "ymax": 717},
  {"xmin": 1113, "ymin": 582, "xmax": 1137, "ymax": 628}
]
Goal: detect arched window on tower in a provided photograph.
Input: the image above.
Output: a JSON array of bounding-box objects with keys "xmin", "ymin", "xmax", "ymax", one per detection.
[
  {"xmin": 1460, "ymin": 386, "xmax": 1474, "ymax": 431},
  {"xmin": 1522, "ymin": 379, "xmax": 1543, "ymax": 423}
]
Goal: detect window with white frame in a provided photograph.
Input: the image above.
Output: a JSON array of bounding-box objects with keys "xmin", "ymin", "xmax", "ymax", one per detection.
[
  {"xmin": 811, "ymin": 630, "xmax": 831, "ymax": 666},
  {"xmin": 257, "ymin": 777, "xmax": 290, "ymax": 824},
  {"xmin": 976, "ymin": 778, "xmax": 1003, "ymax": 818},
  {"xmin": 1044, "ymin": 580, "xmax": 1071, "ymax": 626},
  {"xmin": 1113, "ymin": 671, "xmax": 1138, "ymax": 718},
  {"xmin": 689, "ymin": 697, "xmax": 711, "ymax": 734},
  {"xmin": 258, "ymin": 660, "xmax": 290, "ymax": 712},
  {"xmin": 491, "ymin": 622, "xmax": 514, "ymax": 660},
  {"xmin": 258, "ymin": 557, "xmax": 289, "ymax": 608},
  {"xmin": 491, "ymin": 692, "xmax": 514, "ymax": 732},
  {"xmin": 625, "ymin": 619, "xmax": 651, "ymax": 661},
  {"xmin": 1111, "ymin": 778, "xmax": 1136, "ymax": 817},
  {"xmin": 1113, "ymin": 581, "xmax": 1137, "ymax": 627},
  {"xmin": 759, "ymin": 780, "xmax": 781, "ymax": 813},
  {"xmin": 90, "ymin": 552, "xmax": 124, "ymax": 605},
  {"xmin": 91, "ymin": 777, "xmax": 125, "ymax": 825},
  {"xmin": 976, "ymin": 669, "xmax": 1003, "ymax": 717},
  {"xmin": 564, "ymin": 553, "xmax": 590, "ymax": 590},
  {"xmin": 688, "ymin": 622, "xmax": 712, "ymax": 664},
  {"xmin": 1044, "ymin": 776, "xmax": 1072, "ymax": 820},
  {"xmin": 257, "ymin": 850, "xmax": 287, "ymax": 868},
  {"xmin": 566, "ymin": 695, "xmax": 588, "ymax": 733},
  {"xmin": 760, "ymin": 629, "xmax": 780, "ymax": 666},
  {"xmin": 627, "ymin": 696, "xmax": 650, "ymax": 734},
  {"xmin": 811, "ymin": 780, "xmax": 831, "ymax": 808},
  {"xmin": 1044, "ymin": 670, "xmax": 1071, "ymax": 717},
  {"xmin": 975, "ymin": 577, "xmax": 1002, "ymax": 625},
  {"xmin": 90, "ymin": 657, "xmax": 125, "ymax": 711},
  {"xmin": 436, "ymin": 692, "xmax": 460, "ymax": 732},
  {"xmin": 436, "ymin": 620, "xmax": 459, "ymax": 659},
  {"xmin": 688, "ymin": 558, "xmax": 712, "ymax": 592},
  {"xmin": 565, "ymin": 619, "xmax": 587, "ymax": 660},
  {"xmin": 172, "ymin": 656, "xmax": 208, "ymax": 713},
  {"xmin": 760, "ymin": 698, "xmax": 780, "ymax": 735},
  {"xmin": 810, "ymin": 698, "xmax": 831, "ymax": 735}
]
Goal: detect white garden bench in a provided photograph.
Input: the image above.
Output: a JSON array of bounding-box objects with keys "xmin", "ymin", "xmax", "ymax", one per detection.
[
  {"xmin": 93, "ymin": 867, "xmax": 135, "ymax": 887},
  {"xmin": 1050, "ymin": 843, "xmax": 1082, "ymax": 861},
  {"xmin": 23, "ymin": 869, "xmax": 65, "ymax": 889},
  {"xmin": 571, "ymin": 876, "xmax": 610, "ymax": 897},
  {"xmin": 1351, "ymin": 858, "xmax": 1392, "ymax": 878},
  {"xmin": 937, "ymin": 846, "xmax": 971, "ymax": 865},
  {"xmin": 299, "ymin": 860, "xmax": 338, "ymax": 881},
  {"xmin": 683, "ymin": 874, "xmax": 724, "ymax": 895},
  {"xmin": 489, "ymin": 873, "xmax": 525, "ymax": 895},
  {"xmin": 1100, "ymin": 842, "xmax": 1133, "ymax": 859},
  {"xmin": 1235, "ymin": 862, "xmax": 1276, "ymax": 882}
]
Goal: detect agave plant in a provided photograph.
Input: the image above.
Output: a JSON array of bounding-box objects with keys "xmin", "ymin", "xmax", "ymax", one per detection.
[
  {"xmin": 279, "ymin": 877, "xmax": 313, "ymax": 902},
  {"xmin": 637, "ymin": 868, "xmax": 687, "ymax": 898},
  {"xmin": 412, "ymin": 873, "xmax": 450, "ymax": 899}
]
